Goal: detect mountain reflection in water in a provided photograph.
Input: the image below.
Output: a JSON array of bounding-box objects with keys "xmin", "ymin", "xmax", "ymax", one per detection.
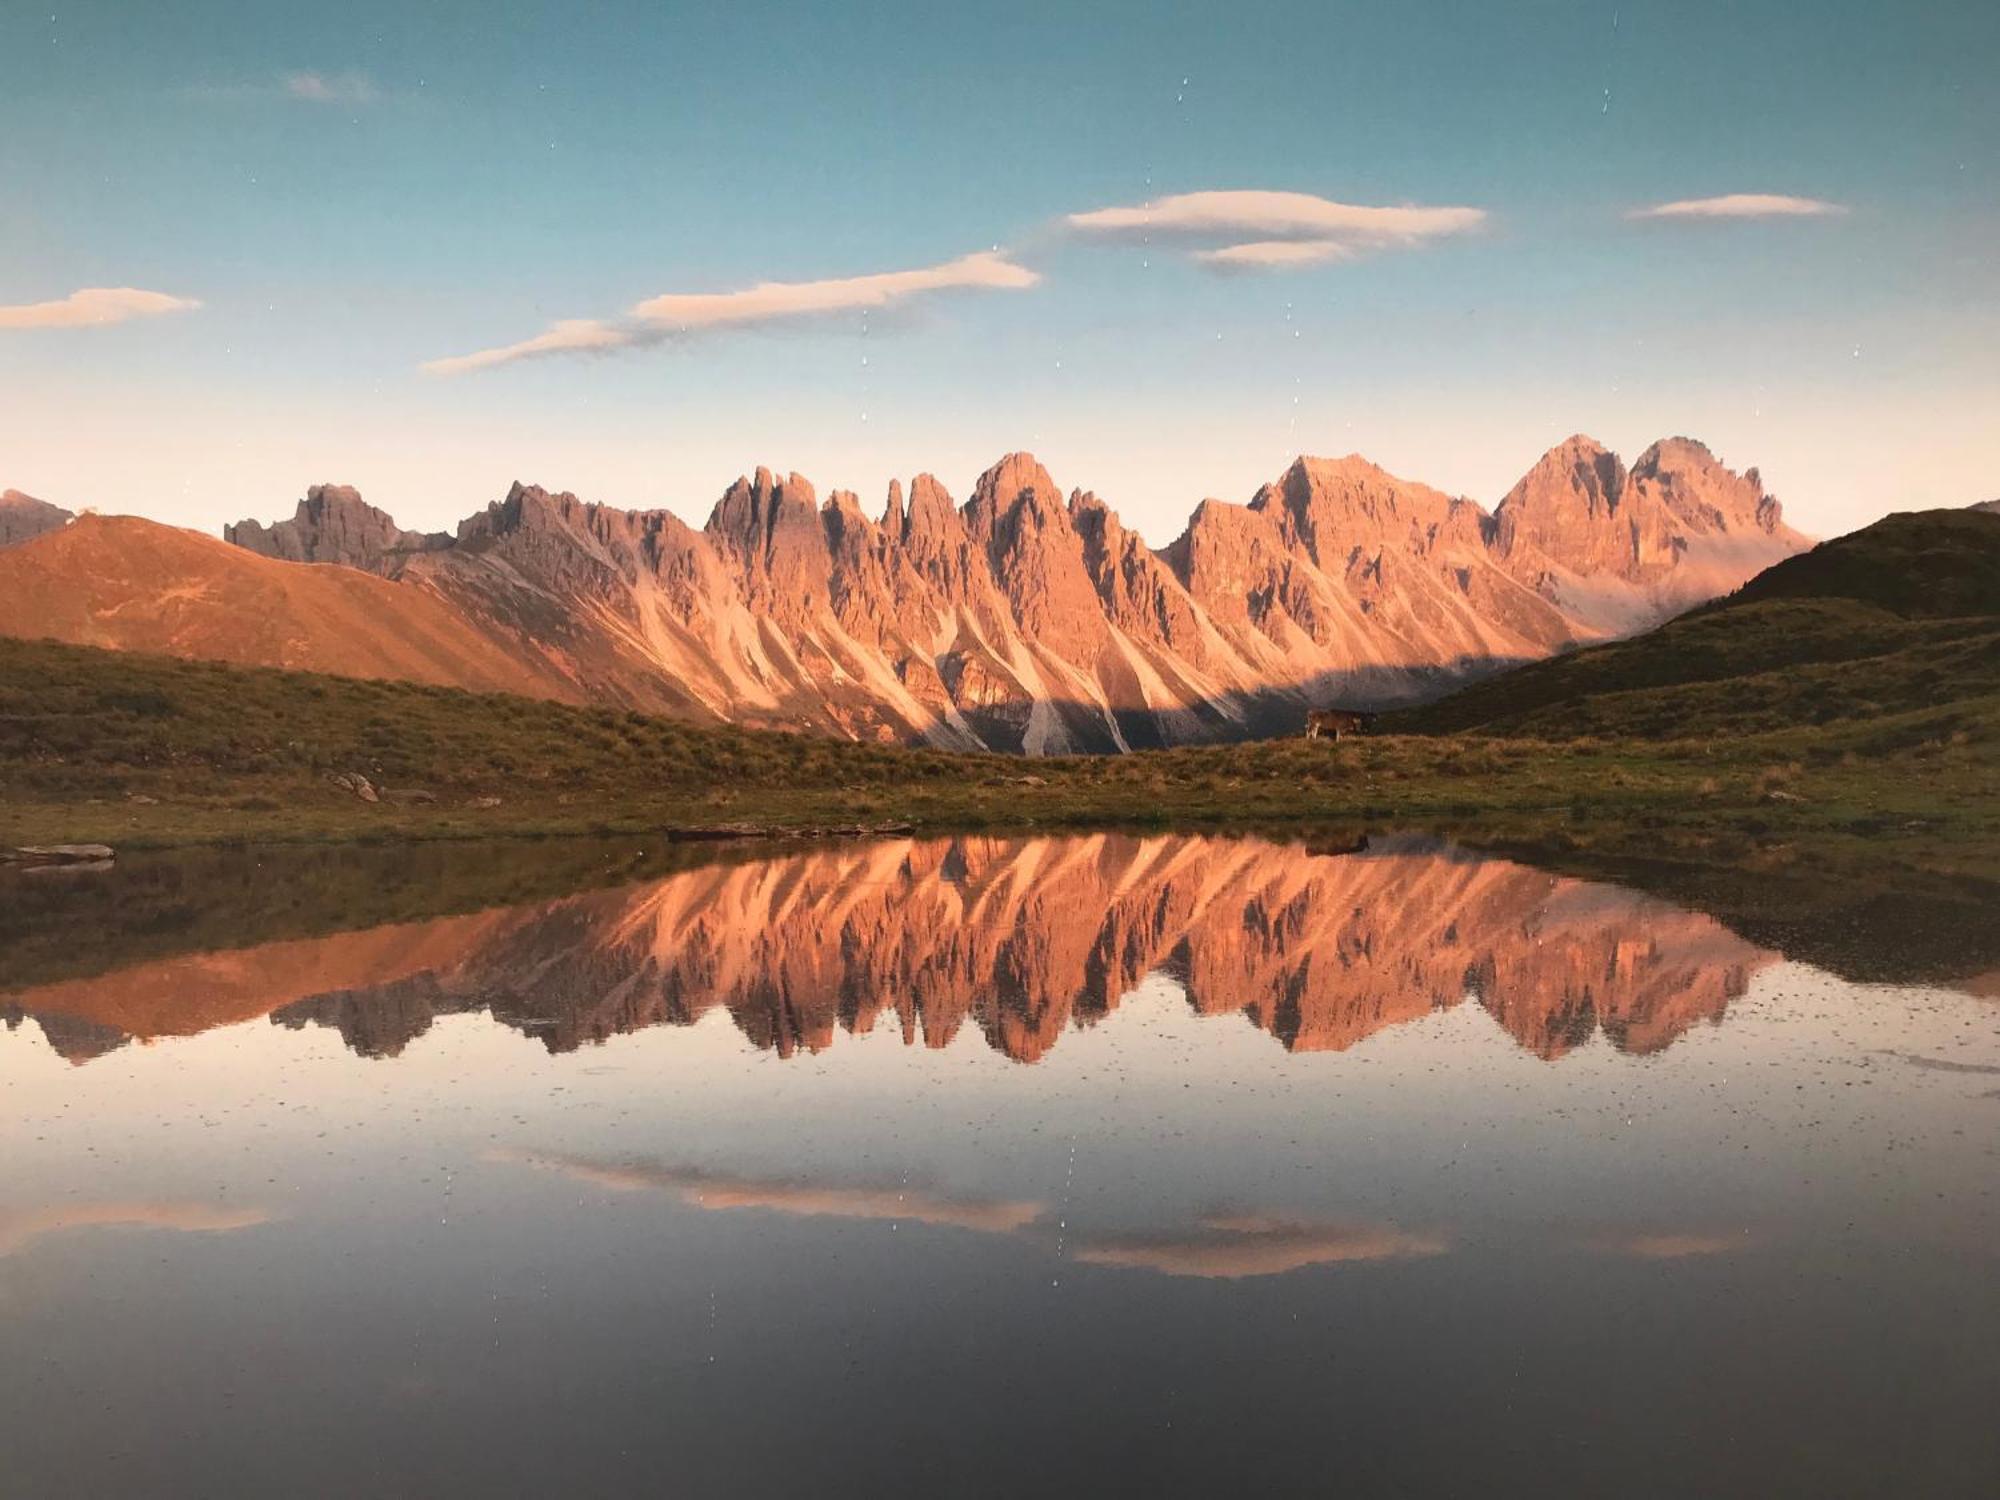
[
  {"xmin": 5, "ymin": 831, "xmax": 1998, "ymax": 1497},
  {"xmin": 4, "ymin": 833, "xmax": 1776, "ymax": 1066}
]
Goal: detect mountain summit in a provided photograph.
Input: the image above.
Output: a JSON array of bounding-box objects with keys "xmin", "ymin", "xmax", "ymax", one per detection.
[{"xmin": 1, "ymin": 437, "xmax": 1810, "ymax": 752}]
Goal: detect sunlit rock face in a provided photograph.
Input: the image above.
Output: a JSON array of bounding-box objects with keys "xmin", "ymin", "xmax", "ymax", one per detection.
[
  {"xmin": 3, "ymin": 835, "xmax": 1777, "ymax": 1066},
  {"xmin": 0, "ymin": 437, "xmax": 1809, "ymax": 753}
]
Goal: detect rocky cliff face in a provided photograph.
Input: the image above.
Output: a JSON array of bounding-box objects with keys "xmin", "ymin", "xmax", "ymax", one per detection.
[
  {"xmin": 4, "ymin": 835, "xmax": 1774, "ymax": 1066},
  {"xmin": 0, "ymin": 489, "xmax": 72, "ymax": 550},
  {"xmin": 86, "ymin": 434, "xmax": 1810, "ymax": 752}
]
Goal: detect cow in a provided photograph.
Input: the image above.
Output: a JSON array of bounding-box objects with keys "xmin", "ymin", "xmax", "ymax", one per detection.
[{"xmin": 1304, "ymin": 708, "xmax": 1371, "ymax": 741}]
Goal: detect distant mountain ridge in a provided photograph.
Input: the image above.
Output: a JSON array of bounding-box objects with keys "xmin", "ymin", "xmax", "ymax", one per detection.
[
  {"xmin": 0, "ymin": 489, "xmax": 71, "ymax": 550},
  {"xmin": 223, "ymin": 483, "xmax": 452, "ymax": 567},
  {"xmin": 2, "ymin": 436, "xmax": 1808, "ymax": 752}
]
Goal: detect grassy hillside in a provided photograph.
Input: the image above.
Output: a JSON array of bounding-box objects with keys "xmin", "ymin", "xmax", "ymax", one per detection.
[
  {"xmin": 1727, "ymin": 507, "xmax": 2000, "ymax": 617},
  {"xmin": 1, "ymin": 635, "xmax": 1993, "ymax": 857},
  {"xmin": 1387, "ymin": 510, "xmax": 2000, "ymax": 739}
]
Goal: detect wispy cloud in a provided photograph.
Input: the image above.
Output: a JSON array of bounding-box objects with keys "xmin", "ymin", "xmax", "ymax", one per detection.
[
  {"xmin": 0, "ymin": 1201, "xmax": 271, "ymax": 1257},
  {"xmin": 425, "ymin": 249, "xmax": 1039, "ymax": 375},
  {"xmin": 1872, "ymin": 1049, "xmax": 2000, "ymax": 1076},
  {"xmin": 499, "ymin": 1152, "xmax": 1456, "ymax": 1281},
  {"xmin": 1628, "ymin": 193, "xmax": 1846, "ymax": 221},
  {"xmin": 426, "ymin": 319, "xmax": 628, "ymax": 375},
  {"xmin": 629, "ymin": 252, "xmax": 1037, "ymax": 327},
  {"xmin": 495, "ymin": 1151, "xmax": 1046, "ymax": 1235},
  {"xmin": 283, "ymin": 71, "xmax": 377, "ymax": 105},
  {"xmin": 1073, "ymin": 1213, "xmax": 1448, "ymax": 1279},
  {"xmin": 183, "ymin": 71, "xmax": 379, "ymax": 106},
  {"xmin": 0, "ymin": 287, "xmax": 202, "ymax": 330},
  {"xmin": 1194, "ymin": 240, "xmax": 1357, "ymax": 272},
  {"xmin": 1583, "ymin": 1229, "xmax": 1755, "ymax": 1259},
  {"xmin": 1066, "ymin": 189, "xmax": 1486, "ymax": 272}
]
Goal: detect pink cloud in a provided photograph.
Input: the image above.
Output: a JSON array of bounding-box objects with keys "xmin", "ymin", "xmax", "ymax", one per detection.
[{"xmin": 0, "ymin": 287, "xmax": 202, "ymax": 330}]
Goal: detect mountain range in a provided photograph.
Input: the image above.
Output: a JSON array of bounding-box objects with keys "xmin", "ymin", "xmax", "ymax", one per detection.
[{"xmin": 0, "ymin": 435, "xmax": 1808, "ymax": 752}]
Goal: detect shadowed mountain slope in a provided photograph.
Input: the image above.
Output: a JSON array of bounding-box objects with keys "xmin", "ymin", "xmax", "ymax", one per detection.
[{"xmin": 0, "ymin": 489, "xmax": 71, "ymax": 550}]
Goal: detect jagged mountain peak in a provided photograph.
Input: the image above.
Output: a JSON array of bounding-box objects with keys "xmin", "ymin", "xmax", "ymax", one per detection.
[
  {"xmin": 1494, "ymin": 437, "xmax": 1629, "ymax": 547},
  {"xmin": 1550, "ymin": 432, "xmax": 1616, "ymax": 457},
  {"xmin": 1266, "ymin": 452, "xmax": 1451, "ymax": 506},
  {"xmin": 1628, "ymin": 436, "xmax": 1795, "ymax": 536},
  {"xmin": 1293, "ymin": 451, "xmax": 1386, "ymax": 479},
  {"xmin": 820, "ymin": 489, "xmax": 876, "ymax": 552},
  {"xmin": 305, "ymin": 480, "xmax": 366, "ymax": 507},
  {"xmin": 1066, "ymin": 487, "xmax": 1111, "ymax": 522},
  {"xmin": 1518, "ymin": 433, "xmax": 1625, "ymax": 490},
  {"xmin": 483, "ymin": 480, "xmax": 588, "ymax": 533},
  {"xmin": 1245, "ymin": 451, "xmax": 1465, "ymax": 565},
  {"xmin": 1632, "ymin": 433, "xmax": 1723, "ymax": 474},
  {"xmin": 897, "ymin": 472, "xmax": 960, "ymax": 549},
  {"xmin": 967, "ymin": 451, "xmax": 1062, "ymax": 522},
  {"xmin": 706, "ymin": 467, "xmax": 822, "ymax": 556}
]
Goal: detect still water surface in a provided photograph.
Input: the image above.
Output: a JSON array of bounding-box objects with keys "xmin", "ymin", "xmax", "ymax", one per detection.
[{"xmin": 4, "ymin": 833, "xmax": 1997, "ymax": 1496}]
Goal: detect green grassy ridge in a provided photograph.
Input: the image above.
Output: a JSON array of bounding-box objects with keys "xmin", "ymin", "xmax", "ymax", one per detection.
[
  {"xmin": 1399, "ymin": 626, "xmax": 1999, "ymax": 741},
  {"xmin": 1723, "ymin": 507, "xmax": 2000, "ymax": 619},
  {"xmin": 1385, "ymin": 509, "xmax": 2000, "ymax": 739},
  {"xmin": 1, "ymin": 635, "xmax": 1993, "ymax": 852},
  {"xmin": 0, "ymin": 635, "xmax": 999, "ymax": 796}
]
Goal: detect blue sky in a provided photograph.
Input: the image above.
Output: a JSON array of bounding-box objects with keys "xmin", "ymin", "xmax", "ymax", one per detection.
[{"xmin": 2, "ymin": 0, "xmax": 1995, "ymax": 542}]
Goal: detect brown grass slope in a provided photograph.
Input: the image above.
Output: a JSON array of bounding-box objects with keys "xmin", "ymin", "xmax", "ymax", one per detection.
[{"xmin": 0, "ymin": 515, "xmax": 587, "ymax": 701}]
